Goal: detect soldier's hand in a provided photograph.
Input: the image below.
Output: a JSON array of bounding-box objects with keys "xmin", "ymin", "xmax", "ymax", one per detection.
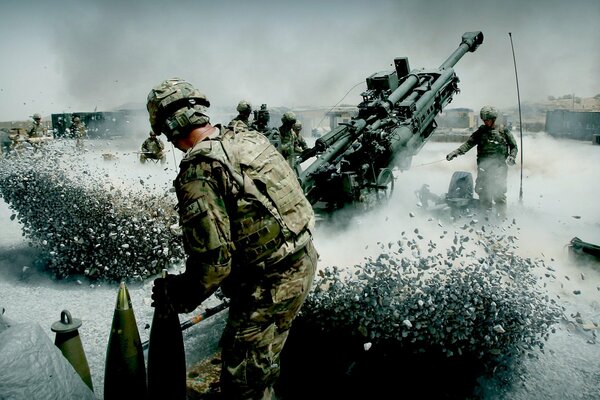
[
  {"xmin": 446, "ymin": 151, "xmax": 459, "ymax": 161},
  {"xmin": 151, "ymin": 274, "xmax": 200, "ymax": 314},
  {"xmin": 506, "ymin": 155, "xmax": 516, "ymax": 166}
]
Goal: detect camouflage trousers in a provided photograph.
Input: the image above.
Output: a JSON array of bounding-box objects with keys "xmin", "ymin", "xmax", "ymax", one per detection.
[
  {"xmin": 475, "ymin": 158, "xmax": 508, "ymax": 216},
  {"xmin": 219, "ymin": 240, "xmax": 317, "ymax": 399}
]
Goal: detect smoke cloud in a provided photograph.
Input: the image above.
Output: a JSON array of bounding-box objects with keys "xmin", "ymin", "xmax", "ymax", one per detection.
[{"xmin": 0, "ymin": 0, "xmax": 598, "ymax": 121}]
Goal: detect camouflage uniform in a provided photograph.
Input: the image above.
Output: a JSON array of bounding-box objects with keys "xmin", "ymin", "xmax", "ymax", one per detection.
[
  {"xmin": 228, "ymin": 100, "xmax": 252, "ymax": 130},
  {"xmin": 147, "ymin": 78, "xmax": 317, "ymax": 398},
  {"xmin": 290, "ymin": 122, "xmax": 308, "ymax": 175},
  {"xmin": 27, "ymin": 120, "xmax": 48, "ymax": 138},
  {"xmin": 173, "ymin": 123, "xmax": 316, "ymax": 399},
  {"xmin": 70, "ymin": 117, "xmax": 87, "ymax": 148},
  {"xmin": 140, "ymin": 133, "xmax": 166, "ymax": 163},
  {"xmin": 277, "ymin": 112, "xmax": 301, "ymax": 174},
  {"xmin": 449, "ymin": 122, "xmax": 518, "ymax": 215},
  {"xmin": 250, "ymin": 105, "xmax": 280, "ymax": 149}
]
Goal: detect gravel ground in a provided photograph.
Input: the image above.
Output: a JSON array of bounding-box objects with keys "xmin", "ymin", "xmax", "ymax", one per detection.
[{"xmin": 1, "ymin": 133, "xmax": 599, "ymax": 399}]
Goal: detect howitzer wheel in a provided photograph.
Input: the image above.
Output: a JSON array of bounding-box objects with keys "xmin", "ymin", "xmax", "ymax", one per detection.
[{"xmin": 375, "ymin": 168, "xmax": 394, "ymax": 201}]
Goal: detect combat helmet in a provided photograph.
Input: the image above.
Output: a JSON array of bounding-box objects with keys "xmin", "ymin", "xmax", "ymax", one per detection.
[
  {"xmin": 236, "ymin": 100, "xmax": 252, "ymax": 113},
  {"xmin": 293, "ymin": 121, "xmax": 302, "ymax": 131},
  {"xmin": 33, "ymin": 113, "xmax": 41, "ymax": 120},
  {"xmin": 147, "ymin": 78, "xmax": 211, "ymax": 142},
  {"xmin": 281, "ymin": 111, "xmax": 297, "ymax": 124},
  {"xmin": 480, "ymin": 105, "xmax": 499, "ymax": 121}
]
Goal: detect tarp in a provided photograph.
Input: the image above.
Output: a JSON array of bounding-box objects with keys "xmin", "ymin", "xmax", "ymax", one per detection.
[{"xmin": 0, "ymin": 316, "xmax": 95, "ymax": 400}]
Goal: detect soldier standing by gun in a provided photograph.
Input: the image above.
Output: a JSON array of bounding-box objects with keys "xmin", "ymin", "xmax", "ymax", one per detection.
[
  {"xmin": 250, "ymin": 104, "xmax": 270, "ymax": 133},
  {"xmin": 292, "ymin": 121, "xmax": 308, "ymax": 153},
  {"xmin": 288, "ymin": 120, "xmax": 308, "ymax": 175},
  {"xmin": 228, "ymin": 100, "xmax": 252, "ymax": 129},
  {"xmin": 251, "ymin": 104, "xmax": 280, "ymax": 148},
  {"xmin": 278, "ymin": 111, "xmax": 304, "ymax": 174},
  {"xmin": 446, "ymin": 105, "xmax": 518, "ymax": 218},
  {"xmin": 146, "ymin": 78, "xmax": 317, "ymax": 399}
]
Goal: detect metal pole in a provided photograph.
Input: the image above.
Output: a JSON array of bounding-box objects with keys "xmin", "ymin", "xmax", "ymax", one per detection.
[{"xmin": 509, "ymin": 32, "xmax": 524, "ymax": 203}]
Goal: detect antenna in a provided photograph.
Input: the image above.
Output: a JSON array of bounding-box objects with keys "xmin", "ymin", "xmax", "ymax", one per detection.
[{"xmin": 509, "ymin": 32, "xmax": 524, "ymax": 203}]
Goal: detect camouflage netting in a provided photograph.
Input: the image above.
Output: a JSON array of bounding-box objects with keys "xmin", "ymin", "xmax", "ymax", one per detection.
[
  {"xmin": 279, "ymin": 223, "xmax": 564, "ymax": 398},
  {"xmin": 0, "ymin": 145, "xmax": 184, "ymax": 281}
]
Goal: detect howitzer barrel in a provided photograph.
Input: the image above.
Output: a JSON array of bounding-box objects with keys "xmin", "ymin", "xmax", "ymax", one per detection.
[
  {"xmin": 393, "ymin": 68, "xmax": 458, "ymax": 154},
  {"xmin": 387, "ymin": 31, "xmax": 483, "ymax": 107},
  {"xmin": 440, "ymin": 31, "xmax": 484, "ymax": 69}
]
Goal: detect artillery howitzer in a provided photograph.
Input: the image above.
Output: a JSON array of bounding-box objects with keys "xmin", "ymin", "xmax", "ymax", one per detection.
[{"xmin": 299, "ymin": 31, "xmax": 484, "ymax": 212}]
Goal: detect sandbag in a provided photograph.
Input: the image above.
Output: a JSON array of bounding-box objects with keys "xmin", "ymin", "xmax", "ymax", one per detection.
[{"xmin": 0, "ymin": 321, "xmax": 95, "ymax": 400}]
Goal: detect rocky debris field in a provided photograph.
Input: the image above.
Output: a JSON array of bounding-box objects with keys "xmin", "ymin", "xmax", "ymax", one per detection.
[{"xmin": 0, "ymin": 142, "xmax": 184, "ymax": 282}]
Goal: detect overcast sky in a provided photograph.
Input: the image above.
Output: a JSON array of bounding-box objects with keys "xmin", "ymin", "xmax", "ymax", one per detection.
[{"xmin": 0, "ymin": 0, "xmax": 598, "ymax": 122}]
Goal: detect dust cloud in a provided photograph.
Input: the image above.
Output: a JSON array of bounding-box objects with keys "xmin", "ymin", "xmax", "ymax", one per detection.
[{"xmin": 0, "ymin": 0, "xmax": 598, "ymax": 121}]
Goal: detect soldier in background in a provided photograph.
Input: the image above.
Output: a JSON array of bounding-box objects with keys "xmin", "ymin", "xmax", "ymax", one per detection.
[
  {"xmin": 446, "ymin": 105, "xmax": 518, "ymax": 218},
  {"xmin": 147, "ymin": 78, "xmax": 317, "ymax": 400},
  {"xmin": 27, "ymin": 113, "xmax": 48, "ymax": 138},
  {"xmin": 251, "ymin": 104, "xmax": 280, "ymax": 147},
  {"xmin": 287, "ymin": 120, "xmax": 308, "ymax": 175},
  {"xmin": 69, "ymin": 115, "xmax": 87, "ymax": 149},
  {"xmin": 278, "ymin": 112, "xmax": 305, "ymax": 174},
  {"xmin": 0, "ymin": 128, "xmax": 12, "ymax": 156},
  {"xmin": 140, "ymin": 131, "xmax": 166, "ymax": 164},
  {"xmin": 250, "ymin": 104, "xmax": 271, "ymax": 133},
  {"xmin": 228, "ymin": 100, "xmax": 252, "ymax": 129},
  {"xmin": 292, "ymin": 121, "xmax": 308, "ymax": 153}
]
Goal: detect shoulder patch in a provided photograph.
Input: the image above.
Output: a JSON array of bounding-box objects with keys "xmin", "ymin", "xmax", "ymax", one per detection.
[{"xmin": 180, "ymin": 197, "xmax": 209, "ymax": 224}]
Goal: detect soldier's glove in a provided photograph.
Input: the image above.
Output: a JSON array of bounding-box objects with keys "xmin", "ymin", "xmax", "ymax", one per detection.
[
  {"xmin": 446, "ymin": 150, "xmax": 459, "ymax": 161},
  {"xmin": 151, "ymin": 274, "xmax": 200, "ymax": 314},
  {"xmin": 506, "ymin": 155, "xmax": 516, "ymax": 166}
]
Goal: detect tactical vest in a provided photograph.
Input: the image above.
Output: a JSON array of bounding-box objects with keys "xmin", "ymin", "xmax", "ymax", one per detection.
[
  {"xmin": 177, "ymin": 125, "xmax": 314, "ymax": 264},
  {"xmin": 473, "ymin": 125, "xmax": 512, "ymax": 161},
  {"xmin": 28, "ymin": 123, "xmax": 47, "ymax": 138}
]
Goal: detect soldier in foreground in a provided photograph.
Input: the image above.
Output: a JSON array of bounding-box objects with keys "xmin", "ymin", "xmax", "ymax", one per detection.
[
  {"xmin": 139, "ymin": 131, "xmax": 166, "ymax": 163},
  {"xmin": 147, "ymin": 78, "xmax": 317, "ymax": 399},
  {"xmin": 446, "ymin": 105, "xmax": 518, "ymax": 218},
  {"xmin": 228, "ymin": 100, "xmax": 252, "ymax": 129}
]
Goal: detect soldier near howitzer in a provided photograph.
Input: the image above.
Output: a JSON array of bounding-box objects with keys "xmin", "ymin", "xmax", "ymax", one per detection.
[
  {"xmin": 446, "ymin": 105, "xmax": 518, "ymax": 218},
  {"xmin": 147, "ymin": 78, "xmax": 317, "ymax": 399},
  {"xmin": 292, "ymin": 121, "xmax": 308, "ymax": 153},
  {"xmin": 250, "ymin": 103, "xmax": 270, "ymax": 133},
  {"xmin": 251, "ymin": 104, "xmax": 280, "ymax": 148},
  {"xmin": 228, "ymin": 100, "xmax": 252, "ymax": 130},
  {"xmin": 140, "ymin": 131, "xmax": 166, "ymax": 164},
  {"xmin": 280, "ymin": 116, "xmax": 308, "ymax": 176},
  {"xmin": 69, "ymin": 115, "xmax": 87, "ymax": 149}
]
